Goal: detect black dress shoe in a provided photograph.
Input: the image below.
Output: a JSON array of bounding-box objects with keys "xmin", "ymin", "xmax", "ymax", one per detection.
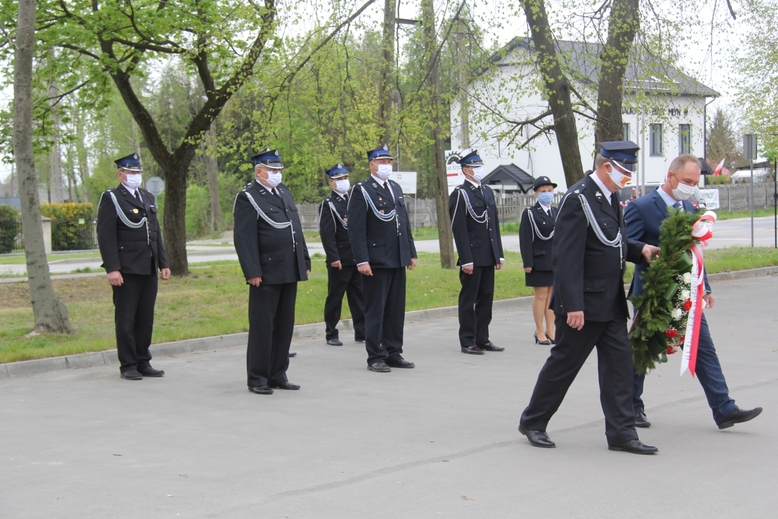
[
  {"xmin": 138, "ymin": 367, "xmax": 165, "ymax": 377},
  {"xmin": 608, "ymin": 439, "xmax": 658, "ymax": 454},
  {"xmin": 634, "ymin": 411, "xmax": 651, "ymax": 428},
  {"xmin": 269, "ymin": 380, "xmax": 301, "ymax": 390},
  {"xmin": 288, "ymin": 352, "xmax": 297, "ymax": 357},
  {"xmin": 717, "ymin": 406, "xmax": 763, "ymax": 429},
  {"xmin": 481, "ymin": 342, "xmax": 505, "ymax": 352},
  {"xmin": 248, "ymin": 386, "xmax": 273, "ymax": 395},
  {"xmin": 461, "ymin": 345, "xmax": 485, "ymax": 355},
  {"xmin": 518, "ymin": 425, "xmax": 555, "ymax": 448},
  {"xmin": 386, "ymin": 357, "xmax": 415, "ymax": 369},
  {"xmin": 368, "ymin": 361, "xmax": 391, "ymax": 373},
  {"xmin": 120, "ymin": 369, "xmax": 143, "ymax": 380},
  {"xmin": 327, "ymin": 338, "xmax": 343, "ymax": 346}
]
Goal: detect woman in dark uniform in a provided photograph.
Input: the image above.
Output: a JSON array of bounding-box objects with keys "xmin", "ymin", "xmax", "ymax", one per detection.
[{"xmin": 519, "ymin": 176, "xmax": 557, "ymax": 345}]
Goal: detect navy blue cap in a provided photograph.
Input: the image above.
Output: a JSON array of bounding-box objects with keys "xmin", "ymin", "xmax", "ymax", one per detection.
[
  {"xmin": 367, "ymin": 144, "xmax": 393, "ymax": 162},
  {"xmin": 532, "ymin": 176, "xmax": 557, "ymax": 190},
  {"xmin": 459, "ymin": 150, "xmax": 484, "ymax": 168},
  {"xmin": 252, "ymin": 148, "xmax": 284, "ymax": 169},
  {"xmin": 326, "ymin": 164, "xmax": 349, "ymax": 178},
  {"xmin": 599, "ymin": 141, "xmax": 639, "ymax": 170},
  {"xmin": 114, "ymin": 153, "xmax": 142, "ymax": 172}
]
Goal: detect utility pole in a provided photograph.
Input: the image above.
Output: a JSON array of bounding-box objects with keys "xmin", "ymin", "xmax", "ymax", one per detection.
[
  {"xmin": 379, "ymin": 0, "xmax": 397, "ymax": 145},
  {"xmin": 456, "ymin": 18, "xmax": 470, "ymax": 149}
]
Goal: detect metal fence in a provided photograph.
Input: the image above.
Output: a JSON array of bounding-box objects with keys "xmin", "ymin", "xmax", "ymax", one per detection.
[
  {"xmin": 50, "ymin": 217, "xmax": 97, "ymax": 251},
  {"xmin": 0, "ymin": 217, "xmax": 24, "ymax": 254}
]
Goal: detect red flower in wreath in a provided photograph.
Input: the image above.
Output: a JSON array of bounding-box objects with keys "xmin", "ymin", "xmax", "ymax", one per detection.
[
  {"xmin": 683, "ymin": 299, "xmax": 692, "ymax": 311},
  {"xmin": 666, "ymin": 329, "xmax": 678, "ymax": 339},
  {"xmin": 666, "ymin": 346, "xmax": 678, "ymax": 355}
]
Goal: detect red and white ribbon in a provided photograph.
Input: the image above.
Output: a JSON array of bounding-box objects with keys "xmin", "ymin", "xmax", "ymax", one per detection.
[{"xmin": 680, "ymin": 211, "xmax": 717, "ymax": 377}]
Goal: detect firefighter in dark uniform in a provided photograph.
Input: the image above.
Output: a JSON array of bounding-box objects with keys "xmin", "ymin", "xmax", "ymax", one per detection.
[
  {"xmin": 347, "ymin": 144, "xmax": 417, "ymax": 373},
  {"xmin": 233, "ymin": 148, "xmax": 311, "ymax": 395},
  {"xmin": 97, "ymin": 153, "xmax": 170, "ymax": 380},
  {"xmin": 448, "ymin": 150, "xmax": 505, "ymax": 355},
  {"xmin": 319, "ymin": 163, "xmax": 366, "ymax": 346},
  {"xmin": 518, "ymin": 141, "xmax": 660, "ymax": 454}
]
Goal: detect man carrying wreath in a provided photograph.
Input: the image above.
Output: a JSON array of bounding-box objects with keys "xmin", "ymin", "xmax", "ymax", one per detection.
[{"xmin": 625, "ymin": 154, "xmax": 762, "ymax": 429}]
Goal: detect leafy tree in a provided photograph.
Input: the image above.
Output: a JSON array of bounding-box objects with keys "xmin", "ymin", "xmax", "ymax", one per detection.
[
  {"xmin": 12, "ymin": 0, "xmax": 74, "ymax": 335},
  {"xmin": 706, "ymin": 107, "xmax": 744, "ymax": 169}
]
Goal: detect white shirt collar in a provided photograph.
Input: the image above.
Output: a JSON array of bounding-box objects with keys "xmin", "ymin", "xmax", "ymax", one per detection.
[
  {"xmin": 656, "ymin": 186, "xmax": 678, "ymax": 207},
  {"xmin": 465, "ymin": 178, "xmax": 481, "ymax": 188},
  {"xmin": 590, "ymin": 172, "xmax": 612, "ymax": 203}
]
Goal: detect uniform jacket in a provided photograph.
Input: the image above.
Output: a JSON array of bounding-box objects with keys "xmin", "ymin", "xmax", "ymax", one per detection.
[
  {"xmin": 97, "ymin": 184, "xmax": 168, "ymax": 275},
  {"xmin": 318, "ymin": 191, "xmax": 356, "ymax": 265},
  {"xmin": 551, "ymin": 175, "xmax": 645, "ymax": 321},
  {"xmin": 448, "ymin": 181, "xmax": 504, "ymax": 266},
  {"xmin": 624, "ymin": 188, "xmax": 710, "ymax": 299},
  {"xmin": 519, "ymin": 201, "xmax": 556, "ymax": 271},
  {"xmin": 347, "ymin": 177, "xmax": 417, "ymax": 268},
  {"xmin": 233, "ymin": 181, "xmax": 311, "ymax": 285}
]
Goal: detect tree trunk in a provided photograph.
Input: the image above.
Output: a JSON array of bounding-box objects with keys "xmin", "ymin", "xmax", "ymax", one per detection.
[
  {"xmin": 421, "ymin": 0, "xmax": 456, "ymax": 269},
  {"xmin": 204, "ymin": 123, "xmax": 223, "ymax": 232},
  {"xmin": 14, "ymin": 0, "xmax": 74, "ymax": 335},
  {"xmin": 379, "ymin": 0, "xmax": 397, "ymax": 144},
  {"xmin": 75, "ymin": 108, "xmax": 90, "ymax": 203},
  {"xmin": 595, "ymin": 0, "xmax": 640, "ymax": 145},
  {"xmin": 521, "ymin": 0, "xmax": 584, "ymax": 187},
  {"xmin": 48, "ymin": 80, "xmax": 65, "ymax": 203}
]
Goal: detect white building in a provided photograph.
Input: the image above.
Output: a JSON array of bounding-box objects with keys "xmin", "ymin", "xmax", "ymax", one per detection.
[{"xmin": 449, "ymin": 38, "xmax": 718, "ymax": 192}]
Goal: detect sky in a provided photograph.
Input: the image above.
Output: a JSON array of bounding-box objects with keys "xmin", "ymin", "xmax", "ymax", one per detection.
[{"xmin": 0, "ymin": 0, "xmax": 749, "ymax": 184}]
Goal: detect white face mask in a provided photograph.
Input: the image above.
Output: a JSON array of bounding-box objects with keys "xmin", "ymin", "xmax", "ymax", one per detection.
[
  {"xmin": 607, "ymin": 164, "xmax": 631, "ymax": 189},
  {"xmin": 471, "ymin": 166, "xmax": 485, "ymax": 183},
  {"xmin": 123, "ymin": 173, "xmax": 142, "ymax": 190},
  {"xmin": 375, "ymin": 164, "xmax": 393, "ymax": 180},
  {"xmin": 333, "ymin": 179, "xmax": 350, "ymax": 194},
  {"xmin": 262, "ymin": 170, "xmax": 283, "ymax": 188},
  {"xmin": 671, "ymin": 180, "xmax": 696, "ymax": 201}
]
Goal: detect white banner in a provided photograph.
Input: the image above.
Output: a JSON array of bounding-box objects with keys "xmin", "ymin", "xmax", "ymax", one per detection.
[
  {"xmin": 390, "ymin": 171, "xmax": 417, "ymax": 195},
  {"xmin": 698, "ymin": 189, "xmax": 720, "ymax": 209},
  {"xmin": 445, "ymin": 150, "xmax": 466, "ymax": 194}
]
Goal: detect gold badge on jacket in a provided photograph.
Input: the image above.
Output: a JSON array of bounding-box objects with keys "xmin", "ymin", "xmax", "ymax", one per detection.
[{"xmin": 132, "ymin": 208, "xmax": 139, "ymax": 214}]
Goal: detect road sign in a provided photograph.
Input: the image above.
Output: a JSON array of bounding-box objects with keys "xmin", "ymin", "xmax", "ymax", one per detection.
[{"xmin": 145, "ymin": 176, "xmax": 165, "ymax": 197}]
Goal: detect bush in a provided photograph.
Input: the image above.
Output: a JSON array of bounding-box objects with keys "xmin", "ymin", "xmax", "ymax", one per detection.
[
  {"xmin": 40, "ymin": 203, "xmax": 95, "ymax": 251},
  {"xmin": 0, "ymin": 204, "xmax": 20, "ymax": 254}
]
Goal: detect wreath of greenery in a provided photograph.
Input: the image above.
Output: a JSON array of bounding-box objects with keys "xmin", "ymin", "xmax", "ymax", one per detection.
[{"xmin": 629, "ymin": 209, "xmax": 700, "ymax": 374}]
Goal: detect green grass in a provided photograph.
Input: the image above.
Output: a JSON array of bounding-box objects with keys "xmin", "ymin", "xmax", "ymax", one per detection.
[
  {"xmin": 3, "ymin": 247, "xmax": 778, "ymax": 364},
  {"xmin": 715, "ymin": 208, "xmax": 776, "ymax": 220},
  {"xmin": 0, "ymin": 251, "xmax": 102, "ymax": 265}
]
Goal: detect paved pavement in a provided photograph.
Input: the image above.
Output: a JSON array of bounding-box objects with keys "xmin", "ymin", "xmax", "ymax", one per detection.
[{"xmin": 1, "ymin": 275, "xmax": 776, "ymax": 518}]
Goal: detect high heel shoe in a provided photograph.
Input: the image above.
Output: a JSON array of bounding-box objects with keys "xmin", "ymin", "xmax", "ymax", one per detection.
[{"xmin": 534, "ymin": 332, "xmax": 552, "ymax": 345}]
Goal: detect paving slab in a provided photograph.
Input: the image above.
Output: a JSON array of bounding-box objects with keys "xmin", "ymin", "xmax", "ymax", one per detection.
[{"xmin": 0, "ymin": 275, "xmax": 776, "ymax": 518}]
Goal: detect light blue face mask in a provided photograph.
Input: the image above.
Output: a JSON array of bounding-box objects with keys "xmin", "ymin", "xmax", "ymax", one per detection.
[{"xmin": 537, "ymin": 192, "xmax": 554, "ymax": 206}]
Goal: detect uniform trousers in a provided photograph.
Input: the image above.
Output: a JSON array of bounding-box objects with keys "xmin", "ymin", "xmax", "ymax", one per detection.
[
  {"xmin": 633, "ymin": 313, "xmax": 736, "ymax": 423},
  {"xmin": 324, "ymin": 264, "xmax": 366, "ymax": 341},
  {"xmin": 362, "ymin": 267, "xmax": 406, "ymax": 365},
  {"xmin": 520, "ymin": 314, "xmax": 639, "ymax": 445},
  {"xmin": 112, "ymin": 271, "xmax": 158, "ymax": 373},
  {"xmin": 458, "ymin": 265, "xmax": 495, "ymax": 347},
  {"xmin": 247, "ymin": 282, "xmax": 297, "ymax": 387}
]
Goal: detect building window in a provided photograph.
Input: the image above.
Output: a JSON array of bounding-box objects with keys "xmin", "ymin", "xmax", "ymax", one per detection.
[
  {"xmin": 650, "ymin": 124, "xmax": 663, "ymax": 156},
  {"xmin": 623, "ymin": 123, "xmax": 630, "ymax": 141},
  {"xmin": 678, "ymin": 124, "xmax": 691, "ymax": 155}
]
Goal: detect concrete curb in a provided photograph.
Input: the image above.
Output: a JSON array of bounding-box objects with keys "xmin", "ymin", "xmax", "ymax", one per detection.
[{"xmin": 1, "ymin": 267, "xmax": 774, "ymax": 379}]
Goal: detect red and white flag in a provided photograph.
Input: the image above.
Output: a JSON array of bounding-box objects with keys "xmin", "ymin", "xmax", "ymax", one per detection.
[{"xmin": 712, "ymin": 158, "xmax": 726, "ymax": 176}]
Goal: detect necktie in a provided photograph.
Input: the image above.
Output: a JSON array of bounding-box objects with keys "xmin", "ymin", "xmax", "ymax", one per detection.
[
  {"xmin": 272, "ymin": 188, "xmax": 279, "ymax": 197},
  {"xmin": 673, "ymin": 202, "xmax": 682, "ymax": 211},
  {"xmin": 383, "ymin": 181, "xmax": 389, "ymax": 192},
  {"xmin": 611, "ymin": 194, "xmax": 621, "ymax": 216}
]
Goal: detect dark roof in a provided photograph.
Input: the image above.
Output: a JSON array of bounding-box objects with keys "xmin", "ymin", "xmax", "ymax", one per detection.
[
  {"xmin": 485, "ymin": 37, "xmax": 718, "ymax": 98},
  {"xmin": 482, "ymin": 164, "xmax": 535, "ymax": 193}
]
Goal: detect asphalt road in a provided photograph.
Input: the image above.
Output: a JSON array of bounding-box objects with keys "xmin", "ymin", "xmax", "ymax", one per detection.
[
  {"xmin": 2, "ymin": 216, "xmax": 777, "ymax": 278},
  {"xmin": 1, "ymin": 274, "xmax": 776, "ymax": 518}
]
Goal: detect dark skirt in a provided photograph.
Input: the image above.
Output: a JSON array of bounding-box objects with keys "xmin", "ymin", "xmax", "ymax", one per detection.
[{"xmin": 525, "ymin": 269, "xmax": 553, "ymax": 287}]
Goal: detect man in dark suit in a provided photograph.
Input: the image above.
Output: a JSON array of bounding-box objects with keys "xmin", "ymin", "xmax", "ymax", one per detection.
[
  {"xmin": 319, "ymin": 163, "xmax": 366, "ymax": 346},
  {"xmin": 518, "ymin": 141, "xmax": 660, "ymax": 454},
  {"xmin": 448, "ymin": 150, "xmax": 505, "ymax": 355},
  {"xmin": 233, "ymin": 148, "xmax": 311, "ymax": 395},
  {"xmin": 625, "ymin": 154, "xmax": 762, "ymax": 429},
  {"xmin": 97, "ymin": 153, "xmax": 171, "ymax": 380},
  {"xmin": 347, "ymin": 144, "xmax": 417, "ymax": 373}
]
